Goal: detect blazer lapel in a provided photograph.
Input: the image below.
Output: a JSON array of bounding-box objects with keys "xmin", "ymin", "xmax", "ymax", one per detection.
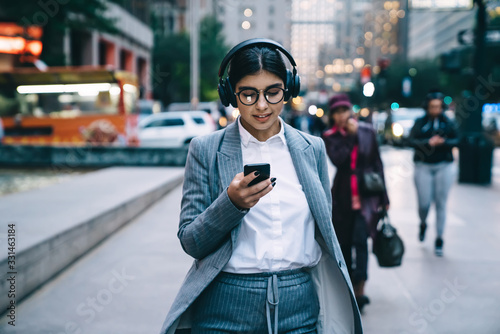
[
  {"xmin": 217, "ymin": 121, "xmax": 243, "ymax": 189},
  {"xmin": 285, "ymin": 124, "xmax": 335, "ymax": 247},
  {"xmin": 216, "ymin": 121, "xmax": 244, "ymax": 245}
]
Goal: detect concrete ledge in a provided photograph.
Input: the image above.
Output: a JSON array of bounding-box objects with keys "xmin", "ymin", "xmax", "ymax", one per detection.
[
  {"xmin": 0, "ymin": 167, "xmax": 184, "ymax": 311},
  {"xmin": 0, "ymin": 145, "xmax": 189, "ymax": 167}
]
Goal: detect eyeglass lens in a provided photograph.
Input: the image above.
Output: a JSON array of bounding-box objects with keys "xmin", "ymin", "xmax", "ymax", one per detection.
[{"xmin": 237, "ymin": 88, "xmax": 284, "ymax": 105}]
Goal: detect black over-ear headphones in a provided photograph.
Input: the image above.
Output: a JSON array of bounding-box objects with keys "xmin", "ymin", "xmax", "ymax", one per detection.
[
  {"xmin": 218, "ymin": 38, "xmax": 301, "ymax": 107},
  {"xmin": 423, "ymin": 91, "xmax": 447, "ymax": 112}
]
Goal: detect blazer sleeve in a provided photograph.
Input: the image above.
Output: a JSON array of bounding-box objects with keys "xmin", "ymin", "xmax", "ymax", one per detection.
[
  {"xmin": 318, "ymin": 139, "xmax": 333, "ymax": 214},
  {"xmin": 177, "ymin": 137, "xmax": 247, "ymax": 260}
]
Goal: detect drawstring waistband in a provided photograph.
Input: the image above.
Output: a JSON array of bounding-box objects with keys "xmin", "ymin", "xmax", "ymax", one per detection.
[
  {"xmin": 266, "ymin": 274, "xmax": 279, "ymax": 334},
  {"xmin": 216, "ymin": 268, "xmax": 309, "ymax": 333}
]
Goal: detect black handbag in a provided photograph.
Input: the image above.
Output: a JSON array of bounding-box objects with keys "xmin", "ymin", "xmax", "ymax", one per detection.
[
  {"xmin": 373, "ymin": 212, "xmax": 404, "ymax": 267},
  {"xmin": 360, "ymin": 171, "xmax": 385, "ymax": 195}
]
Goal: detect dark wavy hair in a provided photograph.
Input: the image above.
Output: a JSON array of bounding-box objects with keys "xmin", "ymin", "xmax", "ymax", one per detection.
[
  {"xmin": 227, "ymin": 46, "xmax": 287, "ymax": 90},
  {"xmin": 422, "ymin": 91, "xmax": 446, "ymax": 113}
]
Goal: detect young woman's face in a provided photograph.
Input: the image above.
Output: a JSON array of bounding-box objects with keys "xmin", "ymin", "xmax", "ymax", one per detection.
[
  {"xmin": 331, "ymin": 107, "xmax": 351, "ymax": 128},
  {"xmin": 235, "ymin": 70, "xmax": 285, "ymax": 141},
  {"xmin": 428, "ymin": 99, "xmax": 443, "ymax": 118}
]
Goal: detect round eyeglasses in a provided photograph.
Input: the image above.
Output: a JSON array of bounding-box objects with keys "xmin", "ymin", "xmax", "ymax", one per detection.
[{"xmin": 234, "ymin": 87, "xmax": 286, "ymax": 106}]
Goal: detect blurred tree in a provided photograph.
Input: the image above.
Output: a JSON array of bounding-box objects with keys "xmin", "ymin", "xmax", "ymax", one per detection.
[
  {"xmin": 153, "ymin": 32, "xmax": 191, "ymax": 105},
  {"xmin": 0, "ymin": 0, "xmax": 121, "ymax": 66},
  {"xmin": 153, "ymin": 15, "xmax": 228, "ymax": 106},
  {"xmin": 199, "ymin": 16, "xmax": 228, "ymax": 102}
]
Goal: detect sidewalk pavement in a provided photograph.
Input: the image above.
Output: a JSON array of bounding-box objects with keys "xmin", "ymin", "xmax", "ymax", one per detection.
[
  {"xmin": 362, "ymin": 148, "xmax": 500, "ymax": 334},
  {"xmin": 1, "ymin": 147, "xmax": 499, "ymax": 333},
  {"xmin": 0, "ymin": 167, "xmax": 184, "ymax": 314}
]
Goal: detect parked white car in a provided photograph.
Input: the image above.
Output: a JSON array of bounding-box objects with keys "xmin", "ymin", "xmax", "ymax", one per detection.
[
  {"xmin": 384, "ymin": 108, "xmax": 425, "ymax": 146},
  {"xmin": 138, "ymin": 111, "xmax": 217, "ymax": 148}
]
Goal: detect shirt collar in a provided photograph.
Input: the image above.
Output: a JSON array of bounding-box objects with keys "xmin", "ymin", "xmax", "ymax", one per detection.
[
  {"xmin": 238, "ymin": 116, "xmax": 287, "ymax": 147},
  {"xmin": 329, "ymin": 125, "xmax": 347, "ymax": 136}
]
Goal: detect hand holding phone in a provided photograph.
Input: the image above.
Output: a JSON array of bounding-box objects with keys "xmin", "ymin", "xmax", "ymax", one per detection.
[
  {"xmin": 244, "ymin": 163, "xmax": 271, "ymax": 187},
  {"xmin": 227, "ymin": 163, "xmax": 274, "ymax": 209}
]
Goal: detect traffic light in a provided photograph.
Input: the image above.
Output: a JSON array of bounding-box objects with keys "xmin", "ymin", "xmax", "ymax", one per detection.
[{"xmin": 360, "ymin": 66, "xmax": 371, "ymax": 84}]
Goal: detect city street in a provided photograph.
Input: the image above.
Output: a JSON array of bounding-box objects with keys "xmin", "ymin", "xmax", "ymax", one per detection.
[{"xmin": 0, "ymin": 147, "xmax": 499, "ymax": 333}]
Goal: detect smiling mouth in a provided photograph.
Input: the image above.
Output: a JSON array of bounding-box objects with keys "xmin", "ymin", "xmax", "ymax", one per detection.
[{"xmin": 254, "ymin": 114, "xmax": 271, "ymax": 119}]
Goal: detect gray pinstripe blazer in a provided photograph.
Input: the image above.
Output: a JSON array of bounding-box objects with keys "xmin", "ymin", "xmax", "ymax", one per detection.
[{"xmin": 160, "ymin": 120, "xmax": 363, "ymax": 334}]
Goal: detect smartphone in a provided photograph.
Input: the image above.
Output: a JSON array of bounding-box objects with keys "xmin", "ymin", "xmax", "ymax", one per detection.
[{"xmin": 244, "ymin": 163, "xmax": 271, "ymax": 187}]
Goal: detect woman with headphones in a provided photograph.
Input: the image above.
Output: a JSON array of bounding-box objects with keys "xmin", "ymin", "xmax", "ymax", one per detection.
[
  {"xmin": 409, "ymin": 91, "xmax": 459, "ymax": 256},
  {"xmin": 160, "ymin": 39, "xmax": 362, "ymax": 334}
]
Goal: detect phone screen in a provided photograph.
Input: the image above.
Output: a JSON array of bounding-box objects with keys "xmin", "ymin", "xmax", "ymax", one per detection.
[{"xmin": 244, "ymin": 163, "xmax": 271, "ymax": 187}]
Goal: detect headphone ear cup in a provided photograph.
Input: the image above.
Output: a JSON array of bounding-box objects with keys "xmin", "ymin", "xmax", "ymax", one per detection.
[
  {"xmin": 293, "ymin": 73, "xmax": 301, "ymax": 98},
  {"xmin": 218, "ymin": 79, "xmax": 230, "ymax": 107},
  {"xmin": 285, "ymin": 70, "xmax": 293, "ymax": 101},
  {"xmin": 285, "ymin": 69, "xmax": 301, "ymax": 101},
  {"xmin": 218, "ymin": 77, "xmax": 237, "ymax": 107},
  {"xmin": 225, "ymin": 77, "xmax": 237, "ymax": 108}
]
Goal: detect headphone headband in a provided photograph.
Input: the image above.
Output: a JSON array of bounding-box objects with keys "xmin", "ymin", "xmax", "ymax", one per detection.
[
  {"xmin": 426, "ymin": 91, "xmax": 445, "ymax": 100},
  {"xmin": 217, "ymin": 38, "xmax": 300, "ymax": 107},
  {"xmin": 218, "ymin": 38, "xmax": 297, "ymax": 79}
]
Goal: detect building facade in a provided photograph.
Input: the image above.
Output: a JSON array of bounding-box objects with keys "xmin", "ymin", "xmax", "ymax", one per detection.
[
  {"xmin": 213, "ymin": 0, "xmax": 292, "ymax": 49},
  {"xmin": 407, "ymin": 9, "xmax": 475, "ymax": 60},
  {"xmin": 290, "ymin": 0, "xmax": 378, "ymax": 92},
  {"xmin": 69, "ymin": 2, "xmax": 154, "ymax": 98}
]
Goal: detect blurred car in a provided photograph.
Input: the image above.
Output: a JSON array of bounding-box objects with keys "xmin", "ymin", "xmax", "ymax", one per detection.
[
  {"xmin": 136, "ymin": 99, "xmax": 163, "ymax": 123},
  {"xmin": 384, "ymin": 108, "xmax": 425, "ymax": 146},
  {"xmin": 138, "ymin": 111, "xmax": 217, "ymax": 148},
  {"xmin": 167, "ymin": 101, "xmax": 227, "ymax": 128}
]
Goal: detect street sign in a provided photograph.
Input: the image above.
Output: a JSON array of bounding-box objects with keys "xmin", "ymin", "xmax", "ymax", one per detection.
[
  {"xmin": 486, "ymin": 30, "xmax": 500, "ymax": 44},
  {"xmin": 402, "ymin": 77, "xmax": 412, "ymax": 97},
  {"xmin": 458, "ymin": 29, "xmax": 500, "ymax": 45},
  {"xmin": 457, "ymin": 29, "xmax": 473, "ymax": 45}
]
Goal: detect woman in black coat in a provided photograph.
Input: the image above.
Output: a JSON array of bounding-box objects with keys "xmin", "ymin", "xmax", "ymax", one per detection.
[
  {"xmin": 322, "ymin": 94, "xmax": 389, "ymax": 312},
  {"xmin": 408, "ymin": 91, "xmax": 459, "ymax": 256}
]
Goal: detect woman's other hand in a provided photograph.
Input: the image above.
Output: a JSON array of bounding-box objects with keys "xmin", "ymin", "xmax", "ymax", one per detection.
[
  {"xmin": 429, "ymin": 135, "xmax": 445, "ymax": 146},
  {"xmin": 227, "ymin": 172, "xmax": 275, "ymax": 210},
  {"xmin": 346, "ymin": 118, "xmax": 358, "ymax": 135}
]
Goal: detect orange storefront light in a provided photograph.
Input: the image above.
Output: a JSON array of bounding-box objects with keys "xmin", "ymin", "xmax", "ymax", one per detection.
[
  {"xmin": 0, "ymin": 36, "xmax": 26, "ymax": 55},
  {"xmin": 0, "ymin": 23, "xmax": 43, "ymax": 57},
  {"xmin": 0, "ymin": 36, "xmax": 43, "ymax": 56},
  {"xmin": 0, "ymin": 23, "xmax": 43, "ymax": 39},
  {"xmin": 26, "ymin": 40, "xmax": 43, "ymax": 56}
]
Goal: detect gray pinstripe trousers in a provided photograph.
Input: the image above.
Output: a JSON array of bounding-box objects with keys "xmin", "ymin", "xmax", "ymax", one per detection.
[{"xmin": 191, "ymin": 268, "xmax": 319, "ymax": 334}]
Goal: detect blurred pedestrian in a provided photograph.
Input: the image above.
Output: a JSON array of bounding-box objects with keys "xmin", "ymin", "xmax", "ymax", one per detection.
[
  {"xmin": 409, "ymin": 91, "xmax": 459, "ymax": 256},
  {"xmin": 0, "ymin": 117, "xmax": 4, "ymax": 145},
  {"xmin": 160, "ymin": 39, "xmax": 362, "ymax": 334},
  {"xmin": 322, "ymin": 93, "xmax": 390, "ymax": 313}
]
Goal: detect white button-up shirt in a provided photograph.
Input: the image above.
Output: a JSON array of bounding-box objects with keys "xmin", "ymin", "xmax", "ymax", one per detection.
[{"xmin": 223, "ymin": 117, "xmax": 322, "ymax": 273}]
